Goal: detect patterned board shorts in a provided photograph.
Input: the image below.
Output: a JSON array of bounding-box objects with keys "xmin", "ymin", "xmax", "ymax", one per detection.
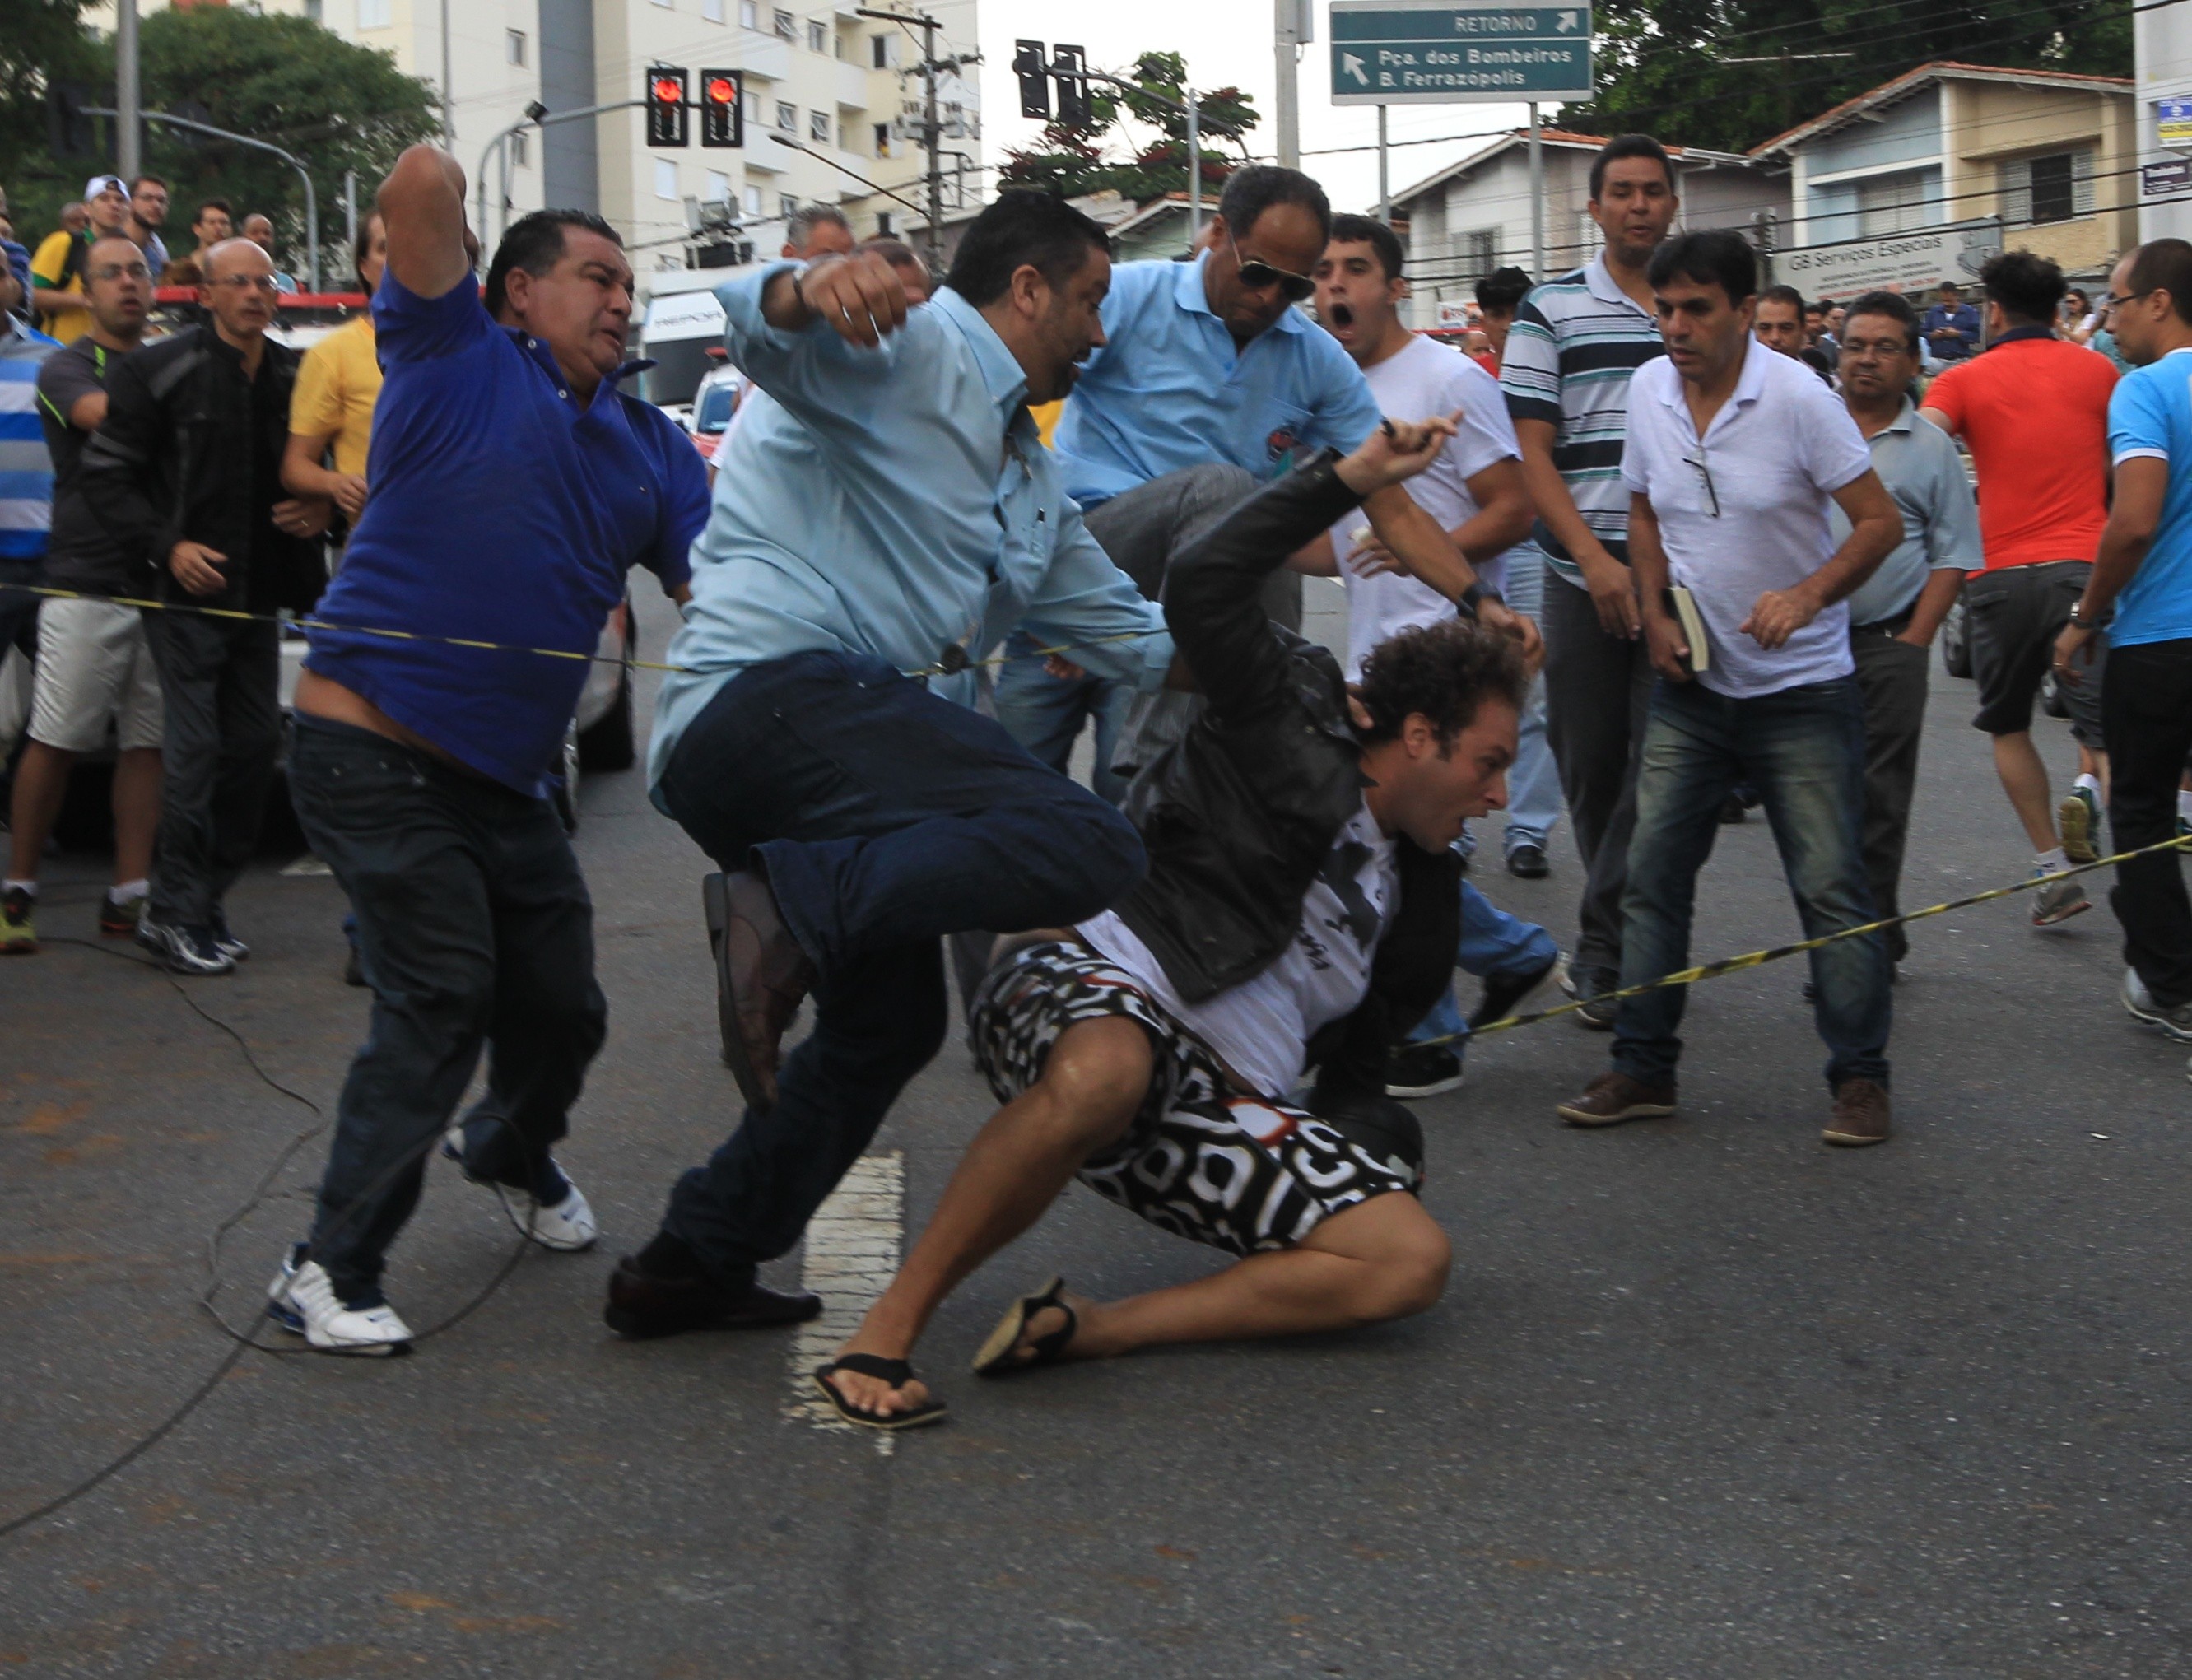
[{"xmin": 967, "ymin": 941, "xmax": 1416, "ymax": 1259}]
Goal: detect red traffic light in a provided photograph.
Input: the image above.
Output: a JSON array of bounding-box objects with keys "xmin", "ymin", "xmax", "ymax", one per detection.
[
  {"xmin": 652, "ymin": 76, "xmax": 683, "ymax": 104},
  {"xmin": 705, "ymin": 76, "xmax": 737, "ymax": 105}
]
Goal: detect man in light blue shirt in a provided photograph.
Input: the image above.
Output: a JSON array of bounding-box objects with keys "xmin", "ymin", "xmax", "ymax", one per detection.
[
  {"xmin": 2059, "ymin": 240, "xmax": 2192, "ymax": 1040},
  {"xmin": 612, "ymin": 193, "xmax": 1175, "ymax": 1339},
  {"xmin": 1003, "ymin": 167, "xmax": 1385, "ymax": 795},
  {"xmin": 1831, "ymin": 291, "xmax": 1981, "ymax": 966}
]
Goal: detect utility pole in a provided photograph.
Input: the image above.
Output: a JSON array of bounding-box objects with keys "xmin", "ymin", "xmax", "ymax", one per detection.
[
  {"xmin": 116, "ymin": 0, "xmax": 141, "ymax": 181},
  {"xmin": 1273, "ymin": 0, "xmax": 1305, "ymax": 170},
  {"xmin": 1529, "ymin": 102, "xmax": 1543, "ymax": 276},
  {"xmin": 923, "ymin": 12, "xmax": 943, "ymax": 272},
  {"xmin": 1376, "ymin": 105, "xmax": 1389, "ymax": 221},
  {"xmin": 440, "ymin": 0, "xmax": 456, "ymax": 147}
]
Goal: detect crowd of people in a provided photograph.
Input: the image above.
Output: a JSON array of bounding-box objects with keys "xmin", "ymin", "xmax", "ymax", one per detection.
[{"xmin": 3, "ymin": 131, "xmax": 2190, "ymax": 1434}]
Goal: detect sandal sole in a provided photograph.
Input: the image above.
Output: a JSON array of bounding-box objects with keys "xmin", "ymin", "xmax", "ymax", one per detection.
[{"xmin": 972, "ymin": 1273, "xmax": 1065, "ymax": 1376}]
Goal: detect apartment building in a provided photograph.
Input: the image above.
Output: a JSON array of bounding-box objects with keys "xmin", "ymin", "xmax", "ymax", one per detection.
[{"xmin": 86, "ymin": 0, "xmax": 980, "ymax": 264}]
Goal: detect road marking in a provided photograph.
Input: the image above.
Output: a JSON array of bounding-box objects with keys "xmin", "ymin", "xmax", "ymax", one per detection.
[{"xmin": 784, "ymin": 1151, "xmax": 905, "ymax": 1454}]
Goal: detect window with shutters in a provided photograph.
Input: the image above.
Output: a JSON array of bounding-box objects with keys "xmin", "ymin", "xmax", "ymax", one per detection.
[
  {"xmin": 1999, "ymin": 148, "xmax": 2095, "ymax": 226},
  {"xmin": 1857, "ymin": 170, "xmax": 1930, "ymax": 238},
  {"xmin": 1460, "ymin": 227, "xmax": 1498, "ymax": 277}
]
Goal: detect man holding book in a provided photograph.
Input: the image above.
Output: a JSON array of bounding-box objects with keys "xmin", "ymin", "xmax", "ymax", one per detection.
[{"xmin": 1554, "ymin": 230, "xmax": 1904, "ymax": 1147}]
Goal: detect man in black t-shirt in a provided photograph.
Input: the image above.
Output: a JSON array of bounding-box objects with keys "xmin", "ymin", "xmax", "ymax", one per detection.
[{"xmin": 2, "ymin": 236, "xmax": 158, "ymax": 955}]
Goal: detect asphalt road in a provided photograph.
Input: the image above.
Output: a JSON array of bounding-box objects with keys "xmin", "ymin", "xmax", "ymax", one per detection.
[{"xmin": 4, "ymin": 580, "xmax": 2190, "ymax": 1678}]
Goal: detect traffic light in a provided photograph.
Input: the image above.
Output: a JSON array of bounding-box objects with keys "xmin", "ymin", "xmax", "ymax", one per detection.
[
  {"xmin": 646, "ymin": 66, "xmax": 689, "ymax": 148},
  {"xmin": 1054, "ymin": 44, "xmax": 1091, "ymax": 128},
  {"xmin": 700, "ymin": 69, "xmax": 742, "ymax": 147},
  {"xmin": 1012, "ymin": 40, "xmax": 1050, "ymax": 120}
]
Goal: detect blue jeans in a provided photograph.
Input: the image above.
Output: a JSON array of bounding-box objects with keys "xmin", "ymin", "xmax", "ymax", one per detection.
[
  {"xmin": 992, "ymin": 634, "xmax": 1134, "ymax": 804},
  {"xmin": 1613, "ymin": 677, "xmax": 1890, "ymax": 1090},
  {"xmin": 1407, "ymin": 877, "xmax": 1561, "ymax": 1046},
  {"xmin": 1496, "ymin": 547, "xmax": 1562, "ymax": 852},
  {"xmin": 652, "ymin": 649, "xmax": 1147, "ymax": 1288},
  {"xmin": 290, "ymin": 716, "xmax": 606, "ymax": 1300}
]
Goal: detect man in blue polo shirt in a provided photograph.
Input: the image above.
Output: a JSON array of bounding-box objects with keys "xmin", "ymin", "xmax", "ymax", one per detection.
[
  {"xmin": 1002, "ymin": 168, "xmax": 1384, "ymax": 789},
  {"xmin": 267, "ymin": 146, "xmax": 709, "ymax": 1355},
  {"xmin": 2059, "ymin": 239, "xmax": 2192, "ymax": 1045}
]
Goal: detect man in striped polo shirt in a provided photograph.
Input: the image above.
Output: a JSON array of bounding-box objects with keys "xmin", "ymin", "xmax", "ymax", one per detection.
[
  {"xmin": 0, "ymin": 260, "xmax": 58, "ymax": 690},
  {"xmin": 1501, "ymin": 133, "xmax": 1681, "ymax": 1027}
]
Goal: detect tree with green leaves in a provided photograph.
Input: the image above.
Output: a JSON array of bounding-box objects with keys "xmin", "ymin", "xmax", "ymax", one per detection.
[
  {"xmin": 998, "ymin": 52, "xmax": 1260, "ymax": 207},
  {"xmin": 1, "ymin": 3, "xmax": 439, "ymax": 285},
  {"xmin": 1564, "ymin": 0, "xmax": 2129, "ymax": 156}
]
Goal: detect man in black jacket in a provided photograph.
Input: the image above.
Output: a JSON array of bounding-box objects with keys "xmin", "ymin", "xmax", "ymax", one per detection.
[
  {"xmin": 77, "ymin": 236, "xmax": 330, "ymax": 973},
  {"xmin": 807, "ymin": 421, "xmax": 1529, "ymax": 1430}
]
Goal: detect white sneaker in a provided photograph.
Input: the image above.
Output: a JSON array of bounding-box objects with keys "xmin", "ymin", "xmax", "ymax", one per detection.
[
  {"xmin": 266, "ymin": 1244, "xmax": 413, "ymax": 1355},
  {"xmin": 2123, "ymin": 967, "xmax": 2192, "ymax": 1042},
  {"xmin": 441, "ymin": 1124, "xmax": 598, "ymax": 1251}
]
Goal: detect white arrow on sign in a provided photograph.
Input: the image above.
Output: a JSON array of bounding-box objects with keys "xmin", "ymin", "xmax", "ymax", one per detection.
[
  {"xmin": 1342, "ymin": 50, "xmax": 1368, "ymax": 84},
  {"xmin": 1557, "ymin": 10, "xmax": 1578, "ymax": 30}
]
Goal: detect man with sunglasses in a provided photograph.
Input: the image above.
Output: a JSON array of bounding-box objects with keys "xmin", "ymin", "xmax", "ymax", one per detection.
[
  {"xmin": 1012, "ymin": 167, "xmax": 1515, "ymax": 798},
  {"xmin": 1557, "ymin": 229, "xmax": 1903, "ymax": 1147},
  {"xmin": 76, "ymin": 236, "xmax": 333, "ymax": 975}
]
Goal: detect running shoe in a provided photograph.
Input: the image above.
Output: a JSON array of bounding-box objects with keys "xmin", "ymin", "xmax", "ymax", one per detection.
[
  {"xmin": 1, "ymin": 886, "xmax": 35, "ymax": 955},
  {"xmin": 267, "ymin": 1243, "xmax": 413, "ymax": 1355},
  {"xmin": 1505, "ymin": 841, "xmax": 1550, "ymax": 879},
  {"xmin": 1385, "ymin": 1042, "xmax": 1464, "ymax": 1099},
  {"xmin": 2121, "ymin": 967, "xmax": 2192, "ymax": 1043},
  {"xmin": 137, "ymin": 917, "xmax": 236, "ymax": 975},
  {"xmin": 208, "ymin": 905, "xmax": 249, "ymax": 961},
  {"xmin": 2030, "ymin": 869, "xmax": 2091, "ymax": 928},
  {"xmin": 2059, "ymin": 786, "xmax": 2101, "ymax": 866},
  {"xmin": 440, "ymin": 1126, "xmax": 600, "ymax": 1251},
  {"xmin": 97, "ymin": 893, "xmax": 142, "ymax": 939},
  {"xmin": 1562, "ymin": 961, "xmax": 1621, "ymax": 1030}
]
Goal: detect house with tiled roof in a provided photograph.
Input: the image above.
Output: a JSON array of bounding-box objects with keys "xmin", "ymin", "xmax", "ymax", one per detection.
[
  {"xmin": 1385, "ymin": 126, "xmax": 1789, "ymax": 326},
  {"xmin": 1750, "ymin": 62, "xmax": 2136, "ymax": 286}
]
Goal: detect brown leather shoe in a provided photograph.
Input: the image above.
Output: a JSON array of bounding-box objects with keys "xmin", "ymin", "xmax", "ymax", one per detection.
[
  {"xmin": 703, "ymin": 868, "xmax": 816, "ymax": 1112},
  {"xmin": 1824, "ymin": 1077, "xmax": 1892, "ymax": 1147},
  {"xmin": 1556, "ymin": 1070, "xmax": 1677, "ymax": 1127},
  {"xmin": 603, "ymin": 1256, "xmax": 823, "ymax": 1339}
]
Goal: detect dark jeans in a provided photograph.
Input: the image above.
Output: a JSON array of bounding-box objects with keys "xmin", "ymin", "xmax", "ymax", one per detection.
[
  {"xmin": 1850, "ymin": 618, "xmax": 1931, "ymax": 966},
  {"xmin": 1541, "ymin": 570, "xmax": 1654, "ymax": 972},
  {"xmin": 142, "ymin": 611, "xmax": 281, "ymax": 928},
  {"xmin": 2101, "ymin": 639, "xmax": 2192, "ymax": 1007},
  {"xmin": 290, "ymin": 715, "xmax": 607, "ymax": 1299},
  {"xmin": 654, "ymin": 649, "xmax": 1145, "ymax": 1288},
  {"xmin": 1613, "ymin": 676, "xmax": 1891, "ymax": 1090}
]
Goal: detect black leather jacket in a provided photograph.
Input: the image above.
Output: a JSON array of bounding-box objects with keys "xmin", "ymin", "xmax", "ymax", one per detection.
[
  {"xmin": 1109, "ymin": 451, "xmax": 1462, "ymax": 1107},
  {"xmin": 77, "ymin": 324, "xmax": 325, "ymax": 614}
]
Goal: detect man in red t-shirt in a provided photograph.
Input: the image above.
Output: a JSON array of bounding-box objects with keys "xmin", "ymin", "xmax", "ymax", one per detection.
[{"xmin": 1920, "ymin": 249, "xmax": 2118, "ymax": 924}]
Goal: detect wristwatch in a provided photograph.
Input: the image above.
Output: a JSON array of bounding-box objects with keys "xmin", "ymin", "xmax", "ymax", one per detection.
[
  {"xmin": 1457, "ymin": 582, "xmax": 1504, "ymax": 618},
  {"xmin": 2067, "ymin": 600, "xmax": 2095, "ymax": 629}
]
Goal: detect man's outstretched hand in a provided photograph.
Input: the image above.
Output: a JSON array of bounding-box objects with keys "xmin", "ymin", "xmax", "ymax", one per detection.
[
  {"xmin": 784, "ymin": 252, "xmax": 911, "ymax": 347},
  {"xmin": 1336, "ymin": 412, "xmax": 1460, "ymax": 496}
]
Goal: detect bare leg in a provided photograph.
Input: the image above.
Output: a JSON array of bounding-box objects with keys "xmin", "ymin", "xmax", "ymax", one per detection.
[
  {"xmin": 2076, "ymin": 745, "xmax": 2111, "ymax": 807},
  {"xmin": 6, "ymin": 742, "xmax": 77, "ymax": 882},
  {"xmin": 1010, "ymin": 1192, "xmax": 1451, "ymax": 1364},
  {"xmin": 829, "ymin": 1016, "xmax": 1154, "ymax": 1417},
  {"xmin": 109, "ymin": 747, "xmax": 162, "ymax": 886},
  {"xmin": 1993, "ymin": 731, "xmax": 2059, "ymax": 853}
]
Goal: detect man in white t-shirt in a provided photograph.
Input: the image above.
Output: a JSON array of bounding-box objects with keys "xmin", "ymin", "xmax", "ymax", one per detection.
[
  {"xmin": 1556, "ymin": 230, "xmax": 1905, "ymax": 1148},
  {"xmin": 800, "ymin": 419, "xmax": 1529, "ymax": 1431},
  {"xmin": 1297, "ymin": 214, "xmax": 1561, "ymax": 1100}
]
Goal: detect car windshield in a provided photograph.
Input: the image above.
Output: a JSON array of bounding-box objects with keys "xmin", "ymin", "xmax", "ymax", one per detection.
[{"xmin": 694, "ymin": 383, "xmax": 738, "ymax": 435}]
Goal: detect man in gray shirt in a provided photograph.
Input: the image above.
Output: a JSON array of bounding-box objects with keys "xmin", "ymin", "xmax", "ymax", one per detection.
[{"xmin": 1831, "ymin": 291, "xmax": 1981, "ymax": 967}]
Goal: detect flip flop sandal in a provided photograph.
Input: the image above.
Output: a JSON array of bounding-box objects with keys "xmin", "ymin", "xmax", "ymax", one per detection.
[
  {"xmin": 812, "ymin": 1354, "xmax": 948, "ymax": 1431},
  {"xmin": 971, "ymin": 1274, "xmax": 1078, "ymax": 1378}
]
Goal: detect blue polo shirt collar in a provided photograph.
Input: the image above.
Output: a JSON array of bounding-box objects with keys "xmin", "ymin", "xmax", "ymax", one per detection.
[
  {"xmin": 504, "ymin": 325, "xmax": 654, "ymax": 408},
  {"xmin": 1170, "ymin": 247, "xmax": 1306, "ymax": 338},
  {"xmin": 930, "ymin": 286, "xmax": 1031, "ymax": 415}
]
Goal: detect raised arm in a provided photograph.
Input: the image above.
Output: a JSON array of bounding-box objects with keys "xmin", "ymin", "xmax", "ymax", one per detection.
[{"xmin": 377, "ymin": 144, "xmax": 472, "ymax": 301}]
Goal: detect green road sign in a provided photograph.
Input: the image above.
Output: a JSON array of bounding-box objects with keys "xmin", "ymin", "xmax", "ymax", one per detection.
[{"xmin": 1330, "ymin": 1, "xmax": 1593, "ymax": 104}]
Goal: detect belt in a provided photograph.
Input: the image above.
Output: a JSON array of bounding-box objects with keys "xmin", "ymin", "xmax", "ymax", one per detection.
[{"xmin": 1850, "ymin": 607, "xmax": 1915, "ymax": 636}]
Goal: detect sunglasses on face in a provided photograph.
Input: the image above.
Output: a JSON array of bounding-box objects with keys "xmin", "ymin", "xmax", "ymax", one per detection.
[{"xmin": 1229, "ymin": 235, "xmax": 1315, "ymax": 304}]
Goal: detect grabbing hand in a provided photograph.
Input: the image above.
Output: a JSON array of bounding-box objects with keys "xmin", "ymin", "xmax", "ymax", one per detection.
[
  {"xmin": 1479, "ymin": 598, "xmax": 1544, "ymax": 672},
  {"xmin": 2052, "ymin": 621, "xmax": 2098, "ymax": 686},
  {"xmin": 1342, "ymin": 528, "xmax": 1408, "ymax": 579},
  {"xmin": 1335, "ymin": 412, "xmax": 1460, "ymax": 496},
  {"xmin": 169, "ymin": 540, "xmax": 228, "ymax": 597},
  {"xmin": 329, "ymin": 473, "xmax": 370, "ymax": 522},
  {"xmin": 273, "ymin": 496, "xmax": 334, "ymax": 540},
  {"xmin": 799, "ymin": 252, "xmax": 911, "ymax": 347}
]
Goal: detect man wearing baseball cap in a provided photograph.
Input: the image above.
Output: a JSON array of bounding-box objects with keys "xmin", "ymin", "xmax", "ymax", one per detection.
[{"xmin": 31, "ymin": 177, "xmax": 132, "ymax": 346}]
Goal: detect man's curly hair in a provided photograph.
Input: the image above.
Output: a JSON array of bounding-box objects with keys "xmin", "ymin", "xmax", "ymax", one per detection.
[{"xmin": 1354, "ymin": 617, "xmax": 1529, "ymax": 752}]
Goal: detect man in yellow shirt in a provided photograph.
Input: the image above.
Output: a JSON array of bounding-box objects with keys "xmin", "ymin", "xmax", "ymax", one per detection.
[
  {"xmin": 283, "ymin": 212, "xmax": 386, "ymax": 522},
  {"xmin": 31, "ymin": 176, "xmax": 133, "ymax": 346}
]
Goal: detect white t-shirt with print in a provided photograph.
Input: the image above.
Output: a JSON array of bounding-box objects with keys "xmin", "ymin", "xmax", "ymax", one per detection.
[
  {"xmin": 1078, "ymin": 799, "xmax": 1399, "ymax": 1098},
  {"xmin": 1327, "ymin": 333, "xmax": 1528, "ymax": 680}
]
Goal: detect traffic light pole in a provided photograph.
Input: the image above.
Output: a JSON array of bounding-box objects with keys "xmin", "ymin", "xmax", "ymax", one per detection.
[
  {"xmin": 476, "ymin": 99, "xmax": 644, "ymax": 249},
  {"xmin": 90, "ymin": 105, "xmax": 316, "ymax": 290}
]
